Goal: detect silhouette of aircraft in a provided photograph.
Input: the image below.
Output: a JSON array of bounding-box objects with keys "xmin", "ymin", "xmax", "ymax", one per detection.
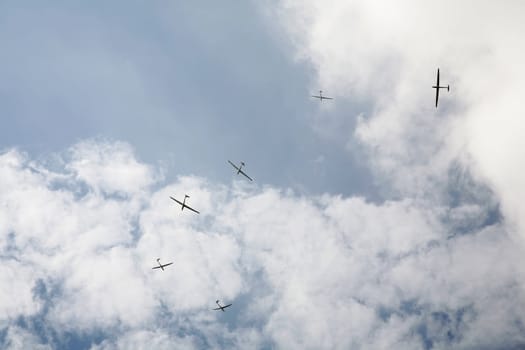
[
  {"xmin": 432, "ymin": 68, "xmax": 449, "ymax": 108},
  {"xmin": 311, "ymin": 90, "xmax": 333, "ymax": 101},
  {"xmin": 228, "ymin": 160, "xmax": 253, "ymax": 181},
  {"xmin": 170, "ymin": 195, "xmax": 200, "ymax": 214},
  {"xmin": 213, "ymin": 300, "xmax": 232, "ymax": 312},
  {"xmin": 152, "ymin": 258, "xmax": 173, "ymax": 271}
]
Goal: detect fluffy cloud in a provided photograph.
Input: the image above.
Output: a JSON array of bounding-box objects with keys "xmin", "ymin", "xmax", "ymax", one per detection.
[
  {"xmin": 91, "ymin": 330, "xmax": 196, "ymax": 350},
  {"xmin": 3, "ymin": 326, "xmax": 52, "ymax": 350},
  {"xmin": 67, "ymin": 139, "xmax": 160, "ymax": 196},
  {"xmin": 272, "ymin": 0, "xmax": 525, "ymax": 242},
  {"xmin": 3, "ymin": 2, "xmax": 525, "ymax": 349},
  {"xmin": 1, "ymin": 140, "xmax": 524, "ymax": 349}
]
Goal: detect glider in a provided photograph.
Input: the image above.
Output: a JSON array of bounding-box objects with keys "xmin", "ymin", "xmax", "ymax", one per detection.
[
  {"xmin": 432, "ymin": 68, "xmax": 450, "ymax": 108},
  {"xmin": 213, "ymin": 300, "xmax": 232, "ymax": 312},
  {"xmin": 152, "ymin": 258, "xmax": 173, "ymax": 271},
  {"xmin": 228, "ymin": 160, "xmax": 253, "ymax": 181},
  {"xmin": 311, "ymin": 90, "xmax": 333, "ymax": 101},
  {"xmin": 170, "ymin": 195, "xmax": 200, "ymax": 214}
]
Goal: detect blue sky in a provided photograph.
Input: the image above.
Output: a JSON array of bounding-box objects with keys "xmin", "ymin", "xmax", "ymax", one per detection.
[
  {"xmin": 1, "ymin": 1, "xmax": 525, "ymax": 349},
  {"xmin": 0, "ymin": 0, "xmax": 374, "ymax": 198}
]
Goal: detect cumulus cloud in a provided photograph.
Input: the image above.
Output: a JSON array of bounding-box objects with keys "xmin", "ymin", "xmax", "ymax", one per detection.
[
  {"xmin": 2, "ymin": 2, "xmax": 524, "ymax": 349},
  {"xmin": 91, "ymin": 330, "xmax": 196, "ymax": 350},
  {"xmin": 1, "ymin": 140, "xmax": 524, "ymax": 349},
  {"xmin": 3, "ymin": 326, "xmax": 52, "ymax": 350},
  {"xmin": 67, "ymin": 139, "xmax": 160, "ymax": 196},
  {"xmin": 271, "ymin": 0, "xmax": 525, "ymax": 241}
]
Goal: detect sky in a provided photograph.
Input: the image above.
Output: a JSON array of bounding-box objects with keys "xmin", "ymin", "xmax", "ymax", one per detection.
[{"xmin": 1, "ymin": 1, "xmax": 525, "ymax": 349}]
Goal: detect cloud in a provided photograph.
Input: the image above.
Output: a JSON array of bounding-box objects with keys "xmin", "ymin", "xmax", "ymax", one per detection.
[
  {"xmin": 66, "ymin": 140, "xmax": 160, "ymax": 197},
  {"xmin": 91, "ymin": 330, "xmax": 196, "ymax": 350},
  {"xmin": 3, "ymin": 326, "xmax": 52, "ymax": 350},
  {"xmin": 263, "ymin": 2, "xmax": 525, "ymax": 347},
  {"xmin": 1, "ymin": 1, "xmax": 524, "ymax": 348},
  {"xmin": 271, "ymin": 1, "xmax": 525, "ymax": 223},
  {"xmin": 0, "ymin": 141, "xmax": 245, "ymax": 347},
  {"xmin": 1, "ymin": 139, "xmax": 525, "ymax": 349}
]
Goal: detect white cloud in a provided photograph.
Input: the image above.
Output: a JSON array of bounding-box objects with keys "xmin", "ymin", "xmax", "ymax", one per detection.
[
  {"xmin": 67, "ymin": 139, "xmax": 160, "ymax": 196},
  {"xmin": 90, "ymin": 330, "xmax": 196, "ymax": 350},
  {"xmin": 0, "ymin": 260, "xmax": 42, "ymax": 322},
  {"xmin": 3, "ymin": 1, "xmax": 525, "ymax": 349},
  {"xmin": 49, "ymin": 246, "xmax": 158, "ymax": 331},
  {"xmin": 1, "ymin": 139, "xmax": 525, "ymax": 349},
  {"xmin": 3, "ymin": 326, "xmax": 52, "ymax": 350},
  {"xmin": 270, "ymin": 1, "xmax": 525, "ymax": 248}
]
